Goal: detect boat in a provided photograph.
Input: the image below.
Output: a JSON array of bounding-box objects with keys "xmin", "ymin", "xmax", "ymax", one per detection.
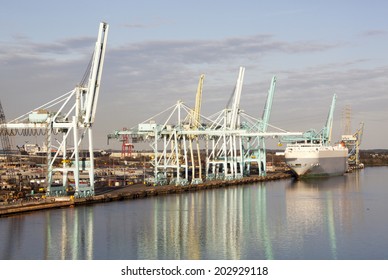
[
  {"xmin": 281, "ymin": 94, "xmax": 348, "ymax": 178},
  {"xmin": 284, "ymin": 142, "xmax": 348, "ymax": 178}
]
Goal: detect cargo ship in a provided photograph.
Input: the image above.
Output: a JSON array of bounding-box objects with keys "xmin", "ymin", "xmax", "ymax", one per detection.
[{"xmin": 284, "ymin": 142, "xmax": 348, "ymax": 178}]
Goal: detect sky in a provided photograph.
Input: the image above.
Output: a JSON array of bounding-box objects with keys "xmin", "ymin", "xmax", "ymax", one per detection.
[{"xmin": 1, "ymin": 0, "xmax": 387, "ymax": 150}]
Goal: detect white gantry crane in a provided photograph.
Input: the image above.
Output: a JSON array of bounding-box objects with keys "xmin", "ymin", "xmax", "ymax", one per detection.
[
  {"xmin": 205, "ymin": 66, "xmax": 246, "ymax": 180},
  {"xmin": 4, "ymin": 22, "xmax": 109, "ymax": 197}
]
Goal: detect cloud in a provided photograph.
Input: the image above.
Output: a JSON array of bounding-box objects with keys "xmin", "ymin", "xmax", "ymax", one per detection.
[
  {"xmin": 360, "ymin": 29, "xmax": 387, "ymax": 37},
  {"xmin": 111, "ymin": 34, "xmax": 339, "ymax": 65},
  {"xmin": 0, "ymin": 36, "xmax": 96, "ymax": 117},
  {"xmin": 31, "ymin": 37, "xmax": 95, "ymax": 54},
  {"xmin": 102, "ymin": 34, "xmax": 342, "ymax": 107},
  {"xmin": 123, "ymin": 23, "xmax": 151, "ymax": 29},
  {"xmin": 122, "ymin": 18, "xmax": 174, "ymax": 30},
  {"xmin": 0, "ymin": 36, "xmax": 95, "ymax": 65},
  {"xmin": 2, "ymin": 31, "xmax": 386, "ymax": 148}
]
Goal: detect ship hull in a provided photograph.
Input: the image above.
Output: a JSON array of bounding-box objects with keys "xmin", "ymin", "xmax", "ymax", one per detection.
[{"xmin": 284, "ymin": 144, "xmax": 348, "ymax": 178}]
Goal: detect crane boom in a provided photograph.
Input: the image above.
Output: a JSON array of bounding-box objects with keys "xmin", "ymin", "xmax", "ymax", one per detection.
[
  {"xmin": 260, "ymin": 76, "xmax": 276, "ymax": 132},
  {"xmin": 280, "ymin": 94, "xmax": 337, "ymax": 145},
  {"xmin": 84, "ymin": 22, "xmax": 109, "ymax": 126},
  {"xmin": 229, "ymin": 66, "xmax": 245, "ymax": 129},
  {"xmin": 324, "ymin": 94, "xmax": 336, "ymax": 144},
  {"xmin": 192, "ymin": 74, "xmax": 204, "ymax": 129}
]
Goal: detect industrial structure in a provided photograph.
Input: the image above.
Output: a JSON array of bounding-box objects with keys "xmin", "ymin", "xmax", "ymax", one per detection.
[
  {"xmin": 339, "ymin": 104, "xmax": 364, "ymax": 169},
  {"xmin": 2, "ymin": 22, "xmax": 109, "ymax": 197},
  {"xmin": 280, "ymin": 94, "xmax": 338, "ymax": 146},
  {"xmin": 108, "ymin": 67, "xmax": 302, "ymax": 186},
  {"xmin": 342, "ymin": 122, "xmax": 364, "ymax": 168},
  {"xmin": 0, "ymin": 100, "xmax": 16, "ymax": 186},
  {"xmin": 120, "ymin": 128, "xmax": 134, "ymax": 158},
  {"xmin": 281, "ymin": 94, "xmax": 349, "ymax": 178},
  {"xmin": 0, "ymin": 101, "xmax": 13, "ymax": 160}
]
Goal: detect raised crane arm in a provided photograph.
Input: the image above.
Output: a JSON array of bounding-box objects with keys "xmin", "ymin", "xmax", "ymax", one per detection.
[
  {"xmin": 260, "ymin": 76, "xmax": 276, "ymax": 132},
  {"xmin": 192, "ymin": 74, "xmax": 204, "ymax": 129},
  {"xmin": 84, "ymin": 22, "xmax": 109, "ymax": 126},
  {"xmin": 280, "ymin": 94, "xmax": 337, "ymax": 145},
  {"xmin": 229, "ymin": 67, "xmax": 245, "ymax": 129},
  {"xmin": 322, "ymin": 94, "xmax": 336, "ymax": 144}
]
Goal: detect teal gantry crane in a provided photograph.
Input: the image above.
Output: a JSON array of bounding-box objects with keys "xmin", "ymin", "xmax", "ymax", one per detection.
[{"xmin": 281, "ymin": 94, "xmax": 337, "ymax": 145}]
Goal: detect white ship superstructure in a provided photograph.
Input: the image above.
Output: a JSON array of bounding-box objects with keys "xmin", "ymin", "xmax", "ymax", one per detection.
[{"xmin": 284, "ymin": 143, "xmax": 348, "ymax": 177}]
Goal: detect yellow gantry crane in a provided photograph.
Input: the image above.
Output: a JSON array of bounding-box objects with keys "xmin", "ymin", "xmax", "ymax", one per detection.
[
  {"xmin": 189, "ymin": 74, "xmax": 205, "ymax": 183},
  {"xmin": 341, "ymin": 121, "xmax": 364, "ymax": 168},
  {"xmin": 192, "ymin": 74, "xmax": 204, "ymax": 130}
]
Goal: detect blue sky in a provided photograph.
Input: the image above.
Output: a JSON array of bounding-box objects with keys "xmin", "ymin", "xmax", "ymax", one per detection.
[{"xmin": 1, "ymin": 0, "xmax": 387, "ymax": 149}]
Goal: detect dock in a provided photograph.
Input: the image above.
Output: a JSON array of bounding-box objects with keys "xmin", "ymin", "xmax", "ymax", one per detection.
[{"xmin": 0, "ymin": 172, "xmax": 292, "ymax": 217}]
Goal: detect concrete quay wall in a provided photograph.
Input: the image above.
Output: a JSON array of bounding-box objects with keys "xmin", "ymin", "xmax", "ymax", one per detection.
[{"xmin": 0, "ymin": 172, "xmax": 292, "ymax": 217}]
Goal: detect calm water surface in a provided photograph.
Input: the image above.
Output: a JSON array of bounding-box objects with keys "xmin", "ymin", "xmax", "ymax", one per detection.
[{"xmin": 1, "ymin": 167, "xmax": 388, "ymax": 260}]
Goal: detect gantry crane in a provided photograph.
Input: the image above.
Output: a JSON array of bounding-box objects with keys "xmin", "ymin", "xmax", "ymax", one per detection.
[
  {"xmin": 242, "ymin": 76, "xmax": 276, "ymax": 176},
  {"xmin": 108, "ymin": 68, "xmax": 302, "ymax": 186},
  {"xmin": 0, "ymin": 100, "xmax": 16, "ymax": 185},
  {"xmin": 281, "ymin": 94, "xmax": 337, "ymax": 145},
  {"xmin": 0, "ymin": 100, "xmax": 13, "ymax": 160},
  {"xmin": 120, "ymin": 128, "xmax": 134, "ymax": 158},
  {"xmin": 189, "ymin": 74, "xmax": 204, "ymax": 183},
  {"xmin": 4, "ymin": 22, "xmax": 109, "ymax": 197},
  {"xmin": 206, "ymin": 67, "xmax": 246, "ymax": 180},
  {"xmin": 342, "ymin": 121, "xmax": 364, "ymax": 167},
  {"xmin": 354, "ymin": 122, "xmax": 364, "ymax": 166}
]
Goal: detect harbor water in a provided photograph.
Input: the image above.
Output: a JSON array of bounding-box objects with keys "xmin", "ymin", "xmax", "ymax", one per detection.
[{"xmin": 1, "ymin": 166, "xmax": 388, "ymax": 260}]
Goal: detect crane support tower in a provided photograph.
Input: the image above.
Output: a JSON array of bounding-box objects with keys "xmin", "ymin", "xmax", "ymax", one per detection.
[
  {"xmin": 3, "ymin": 22, "xmax": 109, "ymax": 197},
  {"xmin": 0, "ymin": 100, "xmax": 13, "ymax": 160},
  {"xmin": 121, "ymin": 128, "xmax": 134, "ymax": 158},
  {"xmin": 242, "ymin": 76, "xmax": 276, "ymax": 176},
  {"xmin": 0, "ymin": 100, "xmax": 16, "ymax": 185}
]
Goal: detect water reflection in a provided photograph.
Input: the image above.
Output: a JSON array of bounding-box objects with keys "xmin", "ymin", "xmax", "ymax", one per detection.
[
  {"xmin": 2, "ymin": 168, "xmax": 388, "ymax": 259},
  {"xmin": 132, "ymin": 184, "xmax": 275, "ymax": 259},
  {"xmin": 1, "ymin": 216, "xmax": 24, "ymax": 259},
  {"xmin": 43, "ymin": 206, "xmax": 94, "ymax": 259}
]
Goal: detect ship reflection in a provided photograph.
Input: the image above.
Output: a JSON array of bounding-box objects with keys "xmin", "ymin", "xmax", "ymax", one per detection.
[{"xmin": 284, "ymin": 171, "xmax": 363, "ymax": 259}]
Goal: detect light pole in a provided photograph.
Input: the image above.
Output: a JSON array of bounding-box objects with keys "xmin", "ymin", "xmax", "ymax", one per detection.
[{"xmin": 143, "ymin": 156, "xmax": 146, "ymax": 185}]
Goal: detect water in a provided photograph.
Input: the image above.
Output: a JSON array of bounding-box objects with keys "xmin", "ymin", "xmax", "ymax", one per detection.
[{"xmin": 1, "ymin": 167, "xmax": 388, "ymax": 260}]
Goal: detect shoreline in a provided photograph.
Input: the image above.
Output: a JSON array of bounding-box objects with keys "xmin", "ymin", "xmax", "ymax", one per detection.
[{"xmin": 0, "ymin": 172, "xmax": 292, "ymax": 218}]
